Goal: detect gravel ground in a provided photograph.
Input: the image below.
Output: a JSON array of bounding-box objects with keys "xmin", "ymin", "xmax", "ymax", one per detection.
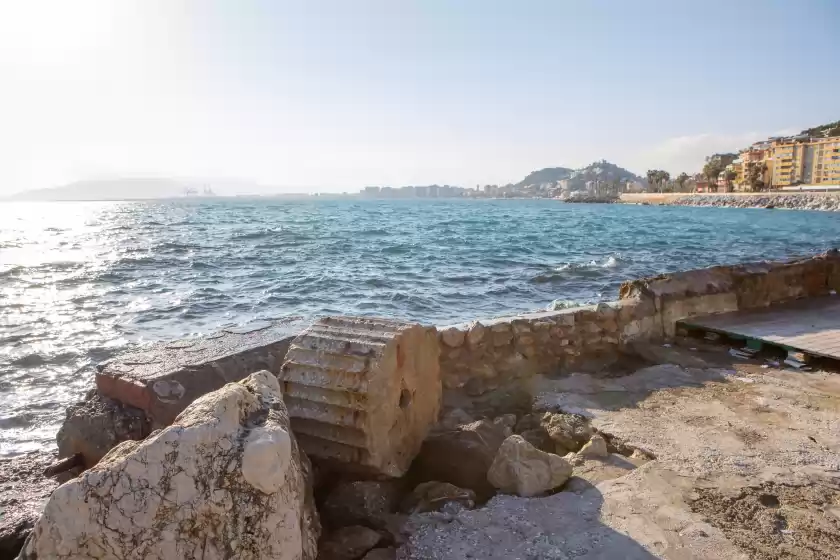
[{"xmin": 400, "ymin": 343, "xmax": 840, "ymax": 559}]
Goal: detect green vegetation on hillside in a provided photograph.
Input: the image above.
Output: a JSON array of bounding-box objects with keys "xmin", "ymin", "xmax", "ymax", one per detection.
[
  {"xmin": 515, "ymin": 167, "xmax": 574, "ymax": 188},
  {"xmin": 702, "ymin": 153, "xmax": 737, "ymax": 182},
  {"xmin": 801, "ymin": 120, "xmax": 840, "ymax": 138}
]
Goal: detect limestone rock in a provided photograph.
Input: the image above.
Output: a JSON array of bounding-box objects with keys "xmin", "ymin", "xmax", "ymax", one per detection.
[
  {"xmin": 280, "ymin": 316, "xmax": 440, "ymax": 477},
  {"xmin": 578, "ymin": 434, "xmax": 609, "ymax": 459},
  {"xmin": 19, "ymin": 371, "xmax": 319, "ymax": 560},
  {"xmin": 412, "ymin": 419, "xmax": 507, "ymax": 499},
  {"xmin": 541, "ymin": 412, "xmax": 595, "ymax": 453},
  {"xmin": 322, "ymin": 480, "xmax": 401, "ymax": 530},
  {"xmin": 56, "ymin": 389, "xmax": 150, "ymax": 468},
  {"xmin": 440, "ymin": 327, "xmax": 466, "ymax": 348},
  {"xmin": 402, "ymin": 481, "xmax": 476, "ymax": 514},
  {"xmin": 466, "ymin": 322, "xmax": 486, "ymax": 345},
  {"xmin": 318, "ymin": 525, "xmax": 381, "ymax": 560},
  {"xmin": 487, "ymin": 435, "xmax": 573, "ymax": 497}
]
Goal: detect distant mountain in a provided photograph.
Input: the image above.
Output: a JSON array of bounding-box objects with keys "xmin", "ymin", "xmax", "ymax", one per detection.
[
  {"xmin": 516, "ymin": 161, "xmax": 643, "ymax": 191},
  {"xmin": 3, "ymin": 178, "xmax": 198, "ymax": 201}
]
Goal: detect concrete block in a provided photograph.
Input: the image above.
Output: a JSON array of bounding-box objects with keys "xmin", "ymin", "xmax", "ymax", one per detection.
[{"xmin": 96, "ymin": 321, "xmax": 299, "ymax": 428}]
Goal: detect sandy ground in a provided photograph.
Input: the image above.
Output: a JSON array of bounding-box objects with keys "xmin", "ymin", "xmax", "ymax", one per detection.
[{"xmin": 401, "ymin": 343, "xmax": 840, "ymax": 559}]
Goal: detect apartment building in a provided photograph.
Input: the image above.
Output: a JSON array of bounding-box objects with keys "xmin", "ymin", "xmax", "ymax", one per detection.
[
  {"xmin": 770, "ymin": 136, "xmax": 840, "ymax": 187},
  {"xmin": 731, "ymin": 141, "xmax": 773, "ymax": 191}
]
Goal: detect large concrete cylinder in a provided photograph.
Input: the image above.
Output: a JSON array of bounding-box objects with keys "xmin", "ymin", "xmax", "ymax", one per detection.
[{"xmin": 279, "ymin": 316, "xmax": 441, "ymax": 477}]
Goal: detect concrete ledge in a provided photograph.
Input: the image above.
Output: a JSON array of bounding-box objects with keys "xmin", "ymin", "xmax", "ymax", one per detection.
[{"xmin": 96, "ymin": 321, "xmax": 301, "ymax": 427}]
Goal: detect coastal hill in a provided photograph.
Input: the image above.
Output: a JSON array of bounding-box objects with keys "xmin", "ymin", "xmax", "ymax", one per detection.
[
  {"xmin": 514, "ymin": 167, "xmax": 574, "ymax": 188},
  {"xmin": 801, "ymin": 119, "xmax": 840, "ymax": 138},
  {"xmin": 516, "ymin": 160, "xmax": 644, "ymax": 191}
]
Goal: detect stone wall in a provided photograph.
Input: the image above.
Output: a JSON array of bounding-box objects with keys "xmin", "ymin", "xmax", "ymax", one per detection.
[
  {"xmin": 439, "ymin": 250, "xmax": 840, "ymax": 389},
  {"xmin": 437, "ymin": 298, "xmax": 655, "ymax": 390},
  {"xmin": 620, "ymin": 249, "xmax": 840, "ymax": 336}
]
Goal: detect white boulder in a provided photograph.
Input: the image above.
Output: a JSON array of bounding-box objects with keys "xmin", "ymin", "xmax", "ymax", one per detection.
[
  {"xmin": 487, "ymin": 435, "xmax": 573, "ymax": 497},
  {"xmin": 19, "ymin": 371, "xmax": 320, "ymax": 560}
]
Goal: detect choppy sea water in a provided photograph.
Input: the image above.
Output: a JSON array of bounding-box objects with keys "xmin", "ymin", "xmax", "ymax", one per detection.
[{"xmin": 2, "ymin": 198, "xmax": 839, "ymax": 456}]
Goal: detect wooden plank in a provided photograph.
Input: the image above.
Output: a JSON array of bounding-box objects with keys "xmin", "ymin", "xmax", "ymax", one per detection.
[{"xmin": 680, "ymin": 296, "xmax": 840, "ymax": 361}]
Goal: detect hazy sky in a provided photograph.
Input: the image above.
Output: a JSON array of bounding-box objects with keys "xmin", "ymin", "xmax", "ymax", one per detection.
[{"xmin": 1, "ymin": 0, "xmax": 838, "ymax": 195}]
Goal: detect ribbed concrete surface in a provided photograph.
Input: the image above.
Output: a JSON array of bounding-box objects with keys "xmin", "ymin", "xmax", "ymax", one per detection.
[{"xmin": 280, "ymin": 316, "xmax": 440, "ymax": 477}]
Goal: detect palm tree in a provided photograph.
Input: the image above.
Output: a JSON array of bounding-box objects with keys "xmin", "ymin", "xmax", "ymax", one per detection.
[{"xmin": 646, "ymin": 170, "xmax": 657, "ymax": 192}]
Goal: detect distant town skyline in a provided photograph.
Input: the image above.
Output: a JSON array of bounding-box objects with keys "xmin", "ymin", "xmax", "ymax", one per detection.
[{"xmin": 1, "ymin": 0, "xmax": 838, "ymax": 196}]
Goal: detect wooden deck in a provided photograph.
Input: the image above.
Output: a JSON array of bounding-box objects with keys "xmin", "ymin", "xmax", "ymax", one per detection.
[{"xmin": 679, "ymin": 295, "xmax": 840, "ymax": 360}]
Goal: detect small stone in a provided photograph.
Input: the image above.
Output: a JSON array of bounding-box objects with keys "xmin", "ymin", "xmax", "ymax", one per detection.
[
  {"xmin": 511, "ymin": 322, "xmax": 532, "ymax": 334},
  {"xmin": 541, "ymin": 412, "xmax": 595, "ymax": 453},
  {"xmin": 466, "ymin": 322, "xmax": 486, "ymax": 345},
  {"xmin": 516, "ymin": 334, "xmax": 535, "ymax": 347},
  {"xmin": 318, "ymin": 526, "xmax": 381, "ymax": 560},
  {"xmin": 490, "ymin": 322, "xmax": 512, "ymax": 333},
  {"xmin": 578, "ymin": 434, "xmax": 609, "ymax": 459},
  {"xmin": 493, "ymin": 331, "xmax": 513, "ymax": 346},
  {"xmin": 401, "ymin": 481, "xmax": 476, "ymax": 514},
  {"xmin": 487, "ymin": 435, "xmax": 573, "ymax": 497},
  {"xmin": 441, "ymin": 327, "xmax": 466, "ymax": 348}
]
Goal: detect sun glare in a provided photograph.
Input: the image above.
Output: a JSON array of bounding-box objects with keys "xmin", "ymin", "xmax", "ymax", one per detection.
[{"xmin": 0, "ymin": 0, "xmax": 118, "ymax": 64}]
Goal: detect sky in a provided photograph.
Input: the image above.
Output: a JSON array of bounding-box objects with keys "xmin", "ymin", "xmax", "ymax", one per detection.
[{"xmin": 1, "ymin": 0, "xmax": 838, "ymax": 195}]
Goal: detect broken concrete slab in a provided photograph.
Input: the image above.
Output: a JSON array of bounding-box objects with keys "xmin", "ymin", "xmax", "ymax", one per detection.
[
  {"xmin": 279, "ymin": 316, "xmax": 440, "ymax": 477},
  {"xmin": 56, "ymin": 389, "xmax": 150, "ymax": 468},
  {"xmin": 95, "ymin": 320, "xmax": 301, "ymax": 427}
]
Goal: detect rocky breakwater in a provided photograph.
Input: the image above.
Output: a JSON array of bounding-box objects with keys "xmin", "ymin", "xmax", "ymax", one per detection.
[
  {"xmin": 20, "ymin": 371, "xmax": 320, "ymax": 559},
  {"xmin": 663, "ymin": 192, "xmax": 840, "ymax": 211}
]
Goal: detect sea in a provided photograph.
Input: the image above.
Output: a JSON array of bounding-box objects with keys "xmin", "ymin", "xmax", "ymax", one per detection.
[{"xmin": 2, "ymin": 198, "xmax": 840, "ymax": 457}]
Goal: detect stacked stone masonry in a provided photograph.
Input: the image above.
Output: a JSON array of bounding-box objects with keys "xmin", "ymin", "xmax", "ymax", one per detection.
[
  {"xmin": 439, "ymin": 250, "xmax": 840, "ymax": 389},
  {"xmin": 279, "ymin": 316, "xmax": 440, "ymax": 477}
]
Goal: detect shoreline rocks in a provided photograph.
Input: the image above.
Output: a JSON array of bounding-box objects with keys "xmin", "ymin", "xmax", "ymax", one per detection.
[
  {"xmin": 0, "ymin": 452, "xmax": 58, "ymax": 560},
  {"xmin": 639, "ymin": 193, "xmax": 840, "ymax": 212}
]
